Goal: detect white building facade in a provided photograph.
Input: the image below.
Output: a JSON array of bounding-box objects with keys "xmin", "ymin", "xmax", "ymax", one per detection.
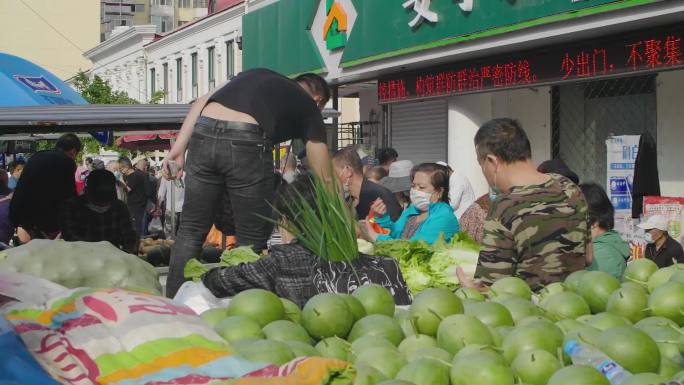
[
  {"xmin": 84, "ymin": 2, "xmax": 244, "ymax": 105},
  {"xmin": 84, "ymin": 25, "xmax": 158, "ymax": 102},
  {"xmin": 146, "ymin": 3, "xmax": 243, "ymax": 104}
]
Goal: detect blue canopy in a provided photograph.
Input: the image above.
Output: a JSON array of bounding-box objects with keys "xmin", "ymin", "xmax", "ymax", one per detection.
[
  {"xmin": 0, "ymin": 53, "xmax": 87, "ymax": 107},
  {"xmin": 0, "ymin": 53, "xmax": 109, "ymax": 144}
]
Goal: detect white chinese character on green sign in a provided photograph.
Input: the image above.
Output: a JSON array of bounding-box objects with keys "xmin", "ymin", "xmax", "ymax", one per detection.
[
  {"xmin": 403, "ymin": 0, "xmax": 473, "ymax": 29},
  {"xmin": 403, "ymin": 0, "xmax": 438, "ymax": 28}
]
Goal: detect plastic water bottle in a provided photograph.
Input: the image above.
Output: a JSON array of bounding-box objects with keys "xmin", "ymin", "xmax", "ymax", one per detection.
[
  {"xmin": 168, "ymin": 160, "xmax": 179, "ymax": 178},
  {"xmin": 564, "ymin": 340, "xmax": 632, "ymax": 385}
]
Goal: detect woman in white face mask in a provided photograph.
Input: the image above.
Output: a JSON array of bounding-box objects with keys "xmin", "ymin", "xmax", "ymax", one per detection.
[{"xmin": 363, "ymin": 163, "xmax": 460, "ymax": 245}]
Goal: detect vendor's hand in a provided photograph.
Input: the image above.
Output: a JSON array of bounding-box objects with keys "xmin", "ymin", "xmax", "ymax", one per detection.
[
  {"xmin": 355, "ymin": 222, "xmax": 364, "ymax": 238},
  {"xmin": 456, "ymin": 266, "xmax": 486, "ymax": 292},
  {"xmin": 370, "ymin": 198, "xmax": 387, "ymax": 217},
  {"xmin": 162, "ymin": 152, "xmax": 184, "ymax": 180},
  {"xmin": 362, "ymin": 220, "xmax": 379, "ymax": 242}
]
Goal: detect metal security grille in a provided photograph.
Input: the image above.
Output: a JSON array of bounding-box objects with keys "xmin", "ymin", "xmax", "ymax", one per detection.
[
  {"xmin": 552, "ymin": 75, "xmax": 657, "ymax": 188},
  {"xmin": 390, "ymin": 99, "xmax": 448, "ymax": 165},
  {"xmin": 337, "ymin": 123, "xmax": 363, "ymax": 150},
  {"xmin": 329, "ymin": 121, "xmax": 382, "ymax": 153}
]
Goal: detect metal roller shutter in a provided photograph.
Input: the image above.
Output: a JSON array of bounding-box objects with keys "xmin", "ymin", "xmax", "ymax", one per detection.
[{"xmin": 389, "ymin": 99, "xmax": 448, "ymax": 165}]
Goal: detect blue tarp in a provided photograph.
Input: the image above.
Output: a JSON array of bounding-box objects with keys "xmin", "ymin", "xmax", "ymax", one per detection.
[{"xmin": 0, "ymin": 53, "xmax": 109, "ymax": 144}]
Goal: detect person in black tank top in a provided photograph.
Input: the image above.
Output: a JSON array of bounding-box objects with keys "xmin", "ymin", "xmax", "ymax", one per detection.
[{"xmin": 161, "ymin": 69, "xmax": 331, "ymax": 298}]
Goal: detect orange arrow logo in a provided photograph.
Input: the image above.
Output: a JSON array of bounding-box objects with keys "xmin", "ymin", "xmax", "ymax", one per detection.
[{"xmin": 323, "ymin": 2, "xmax": 348, "ymax": 40}]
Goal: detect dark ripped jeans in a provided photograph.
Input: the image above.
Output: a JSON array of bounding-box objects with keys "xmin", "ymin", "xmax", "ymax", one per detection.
[{"xmin": 166, "ymin": 117, "xmax": 274, "ymax": 298}]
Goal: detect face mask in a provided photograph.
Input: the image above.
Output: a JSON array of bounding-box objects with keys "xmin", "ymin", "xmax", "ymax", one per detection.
[
  {"xmin": 341, "ymin": 168, "xmax": 352, "ymax": 199},
  {"xmin": 282, "ymin": 171, "xmax": 296, "ymax": 184},
  {"xmin": 489, "ymin": 188, "xmax": 498, "ymax": 202},
  {"xmin": 644, "ymin": 232, "xmax": 656, "ymax": 244},
  {"xmin": 488, "ymin": 163, "xmax": 501, "ymax": 202},
  {"xmin": 113, "ymin": 171, "xmax": 122, "ymax": 179},
  {"xmin": 86, "ymin": 202, "xmax": 111, "ymax": 214},
  {"xmin": 410, "ymin": 188, "xmax": 432, "ymax": 211},
  {"xmin": 342, "ymin": 180, "xmax": 351, "ymax": 200}
]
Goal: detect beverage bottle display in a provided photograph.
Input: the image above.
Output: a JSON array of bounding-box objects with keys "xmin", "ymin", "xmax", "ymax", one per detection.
[{"xmin": 564, "ymin": 340, "xmax": 632, "ymax": 385}]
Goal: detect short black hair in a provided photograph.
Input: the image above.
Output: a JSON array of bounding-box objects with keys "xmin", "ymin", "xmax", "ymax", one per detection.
[
  {"xmin": 332, "ymin": 146, "xmax": 363, "ymax": 175},
  {"xmin": 85, "ymin": 157, "xmax": 93, "ymax": 164},
  {"xmin": 8, "ymin": 160, "xmax": 25, "ymax": 173},
  {"xmin": 366, "ymin": 166, "xmax": 388, "ymax": 181},
  {"xmin": 580, "ymin": 182, "xmax": 614, "ymax": 230},
  {"xmin": 274, "ymin": 173, "xmax": 319, "ymax": 224},
  {"xmin": 55, "ymin": 133, "xmax": 82, "ymax": 153},
  {"xmin": 85, "ymin": 169, "xmax": 117, "ymax": 205},
  {"xmin": 118, "ymin": 156, "xmax": 133, "ymax": 169},
  {"xmin": 474, "ymin": 118, "xmax": 531, "ymax": 163},
  {"xmin": 294, "ymin": 73, "xmax": 330, "ymax": 106},
  {"xmin": 92, "ymin": 159, "xmax": 105, "ymax": 170},
  {"xmin": 411, "ymin": 163, "xmax": 450, "ymax": 204},
  {"xmin": 377, "ymin": 148, "xmax": 398, "ymax": 165}
]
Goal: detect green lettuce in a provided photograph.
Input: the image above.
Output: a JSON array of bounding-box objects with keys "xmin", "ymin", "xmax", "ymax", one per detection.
[
  {"xmin": 402, "ymin": 263, "xmax": 434, "ymax": 293},
  {"xmin": 372, "ymin": 233, "xmax": 481, "ymax": 294},
  {"xmin": 429, "ymin": 233, "xmax": 480, "ymax": 289},
  {"xmin": 450, "ymin": 232, "xmax": 481, "ymax": 252},
  {"xmin": 220, "ymin": 246, "xmax": 262, "ymax": 266},
  {"xmin": 184, "ymin": 246, "xmax": 262, "ymax": 282},
  {"xmin": 373, "ymin": 239, "xmax": 412, "ymax": 261},
  {"xmin": 183, "ymin": 258, "xmax": 209, "ymax": 282}
]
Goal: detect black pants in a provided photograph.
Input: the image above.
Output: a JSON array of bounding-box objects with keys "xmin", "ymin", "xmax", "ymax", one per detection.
[
  {"xmin": 128, "ymin": 204, "xmax": 146, "ymax": 238},
  {"xmin": 166, "ymin": 117, "xmax": 275, "ymax": 298}
]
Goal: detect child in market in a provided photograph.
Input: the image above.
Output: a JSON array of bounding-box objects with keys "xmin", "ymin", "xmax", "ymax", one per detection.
[{"xmin": 201, "ymin": 174, "xmax": 412, "ymax": 307}]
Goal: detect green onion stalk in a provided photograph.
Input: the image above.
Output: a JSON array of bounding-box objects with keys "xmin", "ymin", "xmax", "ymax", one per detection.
[{"xmin": 266, "ymin": 170, "xmax": 359, "ymax": 263}]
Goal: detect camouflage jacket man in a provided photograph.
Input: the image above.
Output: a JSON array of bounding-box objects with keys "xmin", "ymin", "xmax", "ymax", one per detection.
[{"xmin": 475, "ymin": 173, "xmax": 588, "ymax": 290}]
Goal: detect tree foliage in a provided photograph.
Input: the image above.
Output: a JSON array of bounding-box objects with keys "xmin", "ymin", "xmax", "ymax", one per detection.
[{"xmin": 72, "ymin": 72, "xmax": 139, "ymax": 105}]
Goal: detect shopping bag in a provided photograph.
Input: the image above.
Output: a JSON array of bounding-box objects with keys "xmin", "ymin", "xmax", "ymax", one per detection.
[
  {"xmin": 173, "ymin": 280, "xmax": 231, "ymax": 314},
  {"xmin": 148, "ymin": 215, "xmax": 163, "ymax": 234}
]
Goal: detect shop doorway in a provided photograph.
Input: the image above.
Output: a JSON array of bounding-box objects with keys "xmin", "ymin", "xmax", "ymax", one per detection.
[{"xmin": 552, "ymin": 75, "xmax": 657, "ymax": 188}]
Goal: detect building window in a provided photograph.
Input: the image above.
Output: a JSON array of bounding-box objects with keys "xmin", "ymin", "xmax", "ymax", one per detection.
[
  {"xmin": 151, "ymin": 15, "xmax": 161, "ymax": 32},
  {"xmin": 152, "ymin": 0, "xmax": 172, "ymax": 5},
  {"xmin": 226, "ymin": 40, "xmax": 234, "ymax": 78},
  {"xmin": 152, "ymin": 15, "xmax": 171, "ymax": 33},
  {"xmin": 179, "ymin": 0, "xmax": 192, "ymax": 7},
  {"xmin": 163, "ymin": 63, "xmax": 169, "ymax": 103},
  {"xmin": 134, "ymin": 4, "xmax": 145, "ymax": 12},
  {"xmin": 207, "ymin": 46, "xmax": 215, "ymax": 91},
  {"xmin": 120, "ymin": 19, "xmax": 127, "ymax": 26},
  {"xmin": 191, "ymin": 53, "xmax": 198, "ymax": 99},
  {"xmin": 176, "ymin": 58, "xmax": 183, "ymax": 102},
  {"xmin": 196, "ymin": 0, "xmax": 209, "ymax": 8},
  {"xmin": 150, "ymin": 68, "xmax": 156, "ymax": 97}
]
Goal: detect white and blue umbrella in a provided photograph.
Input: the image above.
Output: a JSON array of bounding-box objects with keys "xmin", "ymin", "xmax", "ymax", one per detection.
[{"xmin": 0, "ymin": 52, "xmax": 109, "ymax": 144}]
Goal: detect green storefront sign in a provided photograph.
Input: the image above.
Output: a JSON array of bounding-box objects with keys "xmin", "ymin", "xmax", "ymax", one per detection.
[{"xmin": 243, "ymin": 0, "xmax": 656, "ymax": 77}]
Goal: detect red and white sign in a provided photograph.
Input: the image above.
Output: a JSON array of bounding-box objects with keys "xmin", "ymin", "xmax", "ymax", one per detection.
[{"xmin": 643, "ymin": 196, "xmax": 684, "ymax": 245}]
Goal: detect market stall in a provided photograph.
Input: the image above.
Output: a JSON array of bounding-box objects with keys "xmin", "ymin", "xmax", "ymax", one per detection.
[{"xmin": 1, "ymin": 73, "xmax": 682, "ymax": 385}]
